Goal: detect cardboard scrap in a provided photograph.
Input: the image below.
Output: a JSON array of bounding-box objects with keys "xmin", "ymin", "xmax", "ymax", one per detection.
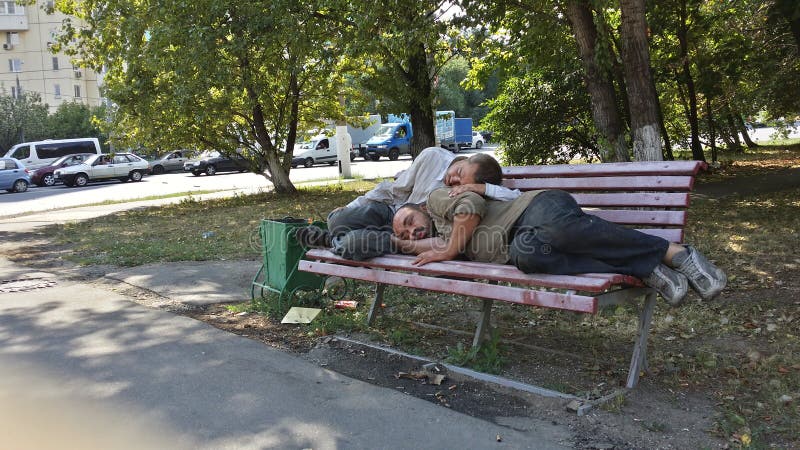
[{"xmin": 281, "ymin": 307, "xmax": 322, "ymax": 324}]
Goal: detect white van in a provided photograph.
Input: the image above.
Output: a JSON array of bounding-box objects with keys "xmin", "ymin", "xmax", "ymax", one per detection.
[
  {"xmin": 291, "ymin": 133, "xmax": 353, "ymax": 168},
  {"xmin": 4, "ymin": 138, "xmax": 103, "ymax": 170}
]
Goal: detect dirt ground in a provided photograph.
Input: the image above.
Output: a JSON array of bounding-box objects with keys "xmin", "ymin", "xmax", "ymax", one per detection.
[{"xmin": 5, "ymin": 158, "xmax": 799, "ymax": 449}]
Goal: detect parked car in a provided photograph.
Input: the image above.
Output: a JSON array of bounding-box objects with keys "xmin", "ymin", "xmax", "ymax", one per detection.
[
  {"xmin": 184, "ymin": 151, "xmax": 247, "ymax": 176},
  {"xmin": 0, "ymin": 158, "xmax": 31, "ymax": 193},
  {"xmin": 3, "ymin": 138, "xmax": 103, "ymax": 171},
  {"xmin": 472, "ymin": 131, "xmax": 484, "ymax": 149},
  {"xmin": 479, "ymin": 130, "xmax": 493, "ymax": 143},
  {"xmin": 54, "ymin": 153, "xmax": 149, "ymax": 187},
  {"xmin": 30, "ymin": 153, "xmax": 95, "ymax": 187},
  {"xmin": 149, "ymin": 150, "xmax": 192, "ymax": 174}
]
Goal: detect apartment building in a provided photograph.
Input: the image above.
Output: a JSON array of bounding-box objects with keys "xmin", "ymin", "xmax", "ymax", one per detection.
[{"xmin": 1, "ymin": 1, "xmax": 101, "ymax": 111}]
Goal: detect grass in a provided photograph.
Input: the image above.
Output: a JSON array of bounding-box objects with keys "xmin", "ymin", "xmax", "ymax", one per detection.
[
  {"xmin": 37, "ymin": 145, "xmax": 800, "ymax": 447},
  {"xmin": 50, "ymin": 181, "xmax": 377, "ymax": 266}
]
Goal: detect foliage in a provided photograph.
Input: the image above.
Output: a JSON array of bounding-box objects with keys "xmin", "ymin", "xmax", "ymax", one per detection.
[
  {"xmin": 435, "ymin": 55, "xmax": 497, "ymax": 121},
  {"xmin": 46, "ymin": 102, "xmax": 108, "ymax": 143},
  {"xmin": 483, "ymin": 72, "xmax": 599, "ymax": 165},
  {"xmin": 346, "ymin": 1, "xmax": 464, "ymax": 155},
  {"xmin": 55, "ymin": 0, "xmax": 352, "ymax": 193},
  {"xmin": 50, "ymin": 182, "xmax": 376, "ymax": 266},
  {"xmin": 445, "ymin": 329, "xmax": 506, "ymax": 374},
  {"xmin": 0, "ymin": 91, "xmax": 49, "ymax": 153}
]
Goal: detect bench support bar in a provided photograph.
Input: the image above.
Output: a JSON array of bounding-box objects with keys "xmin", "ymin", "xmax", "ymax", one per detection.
[
  {"xmin": 626, "ymin": 291, "xmax": 657, "ymax": 388},
  {"xmin": 367, "ymin": 282, "xmax": 386, "ymax": 326},
  {"xmin": 473, "ymin": 299, "xmax": 494, "ymax": 348}
]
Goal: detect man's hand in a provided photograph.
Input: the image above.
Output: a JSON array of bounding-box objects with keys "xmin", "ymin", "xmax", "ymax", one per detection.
[
  {"xmin": 448, "ymin": 184, "xmax": 486, "ymax": 197},
  {"xmin": 413, "ymin": 248, "xmax": 458, "ymax": 266}
]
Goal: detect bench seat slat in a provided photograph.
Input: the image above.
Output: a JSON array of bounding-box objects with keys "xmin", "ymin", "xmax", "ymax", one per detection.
[
  {"xmin": 503, "ymin": 176, "xmax": 695, "ymax": 192},
  {"xmin": 503, "ymin": 161, "xmax": 705, "ymax": 178},
  {"xmin": 303, "ymin": 249, "xmax": 643, "ymax": 292},
  {"xmin": 299, "ymin": 260, "xmax": 599, "ymax": 314},
  {"xmin": 572, "ymin": 192, "xmax": 690, "ymax": 207}
]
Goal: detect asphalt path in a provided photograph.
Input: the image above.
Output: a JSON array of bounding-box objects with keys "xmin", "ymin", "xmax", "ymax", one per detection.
[{"xmin": 1, "ymin": 147, "xmax": 498, "ymax": 218}]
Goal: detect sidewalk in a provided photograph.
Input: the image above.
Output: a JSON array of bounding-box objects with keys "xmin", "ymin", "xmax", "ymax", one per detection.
[{"xmin": 0, "ymin": 253, "xmax": 573, "ymax": 449}]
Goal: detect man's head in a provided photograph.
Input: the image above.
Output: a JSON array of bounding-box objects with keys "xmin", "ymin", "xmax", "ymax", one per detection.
[
  {"xmin": 444, "ymin": 153, "xmax": 502, "ymax": 187},
  {"xmin": 392, "ymin": 203, "xmax": 434, "ymax": 241}
]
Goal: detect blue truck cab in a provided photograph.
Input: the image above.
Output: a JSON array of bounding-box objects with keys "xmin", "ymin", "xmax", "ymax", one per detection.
[{"xmin": 365, "ymin": 121, "xmax": 412, "ymax": 161}]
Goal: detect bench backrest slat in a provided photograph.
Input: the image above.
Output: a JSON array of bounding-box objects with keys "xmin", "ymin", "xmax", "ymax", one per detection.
[
  {"xmin": 503, "ymin": 175, "xmax": 695, "ymax": 192},
  {"xmin": 635, "ymin": 228, "xmax": 683, "ymax": 242},
  {"xmin": 503, "ymin": 160, "xmax": 705, "ymax": 178},
  {"xmin": 571, "ymin": 192, "xmax": 690, "ymax": 208},
  {"xmin": 586, "ymin": 209, "xmax": 686, "ymax": 226},
  {"xmin": 498, "ymin": 161, "xmax": 703, "ymax": 245}
]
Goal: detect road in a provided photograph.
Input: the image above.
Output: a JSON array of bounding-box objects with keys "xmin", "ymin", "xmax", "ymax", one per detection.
[{"xmin": 1, "ymin": 147, "xmax": 498, "ymax": 218}]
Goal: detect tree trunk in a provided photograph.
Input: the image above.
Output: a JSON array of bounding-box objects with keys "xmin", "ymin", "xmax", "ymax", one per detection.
[
  {"xmin": 705, "ymin": 96, "xmax": 717, "ymax": 163},
  {"xmin": 565, "ymin": 1, "xmax": 629, "ymax": 162},
  {"xmin": 619, "ymin": 0, "xmax": 663, "ymax": 161},
  {"xmin": 736, "ymin": 114, "xmax": 759, "ymax": 148},
  {"xmin": 404, "ymin": 43, "xmax": 436, "ymax": 158},
  {"xmin": 677, "ymin": 0, "xmax": 705, "ymax": 162},
  {"xmin": 654, "ymin": 78, "xmax": 673, "ymax": 160},
  {"xmin": 724, "ymin": 112, "xmax": 743, "ymax": 152},
  {"xmin": 264, "ymin": 151, "xmax": 297, "ymax": 194},
  {"xmin": 241, "ymin": 53, "xmax": 297, "ymax": 194}
]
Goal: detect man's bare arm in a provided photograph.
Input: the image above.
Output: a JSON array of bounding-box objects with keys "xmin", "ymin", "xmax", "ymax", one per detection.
[
  {"xmin": 413, "ymin": 213, "xmax": 481, "ymax": 266},
  {"xmin": 391, "ymin": 236, "xmax": 446, "ymax": 255}
]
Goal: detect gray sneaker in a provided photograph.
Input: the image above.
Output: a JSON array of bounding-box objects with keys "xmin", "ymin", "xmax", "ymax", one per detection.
[
  {"xmin": 642, "ymin": 264, "xmax": 690, "ymax": 306},
  {"xmin": 672, "ymin": 246, "xmax": 727, "ymax": 301}
]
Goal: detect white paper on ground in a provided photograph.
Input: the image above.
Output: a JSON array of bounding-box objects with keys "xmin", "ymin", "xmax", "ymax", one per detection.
[{"xmin": 281, "ymin": 307, "xmax": 322, "ymax": 324}]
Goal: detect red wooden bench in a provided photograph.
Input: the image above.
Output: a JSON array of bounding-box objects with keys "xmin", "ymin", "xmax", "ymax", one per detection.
[{"xmin": 299, "ymin": 160, "xmax": 706, "ymax": 389}]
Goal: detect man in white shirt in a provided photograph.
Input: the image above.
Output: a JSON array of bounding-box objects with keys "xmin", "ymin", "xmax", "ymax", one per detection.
[{"xmin": 296, "ymin": 147, "xmax": 520, "ymax": 260}]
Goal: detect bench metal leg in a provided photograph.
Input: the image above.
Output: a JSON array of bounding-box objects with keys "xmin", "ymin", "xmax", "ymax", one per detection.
[
  {"xmin": 626, "ymin": 290, "xmax": 657, "ymax": 388},
  {"xmin": 367, "ymin": 283, "xmax": 386, "ymax": 326},
  {"xmin": 472, "ymin": 298, "xmax": 494, "ymax": 348}
]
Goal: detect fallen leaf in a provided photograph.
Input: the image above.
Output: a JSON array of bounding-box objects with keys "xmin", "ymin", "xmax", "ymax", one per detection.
[{"xmin": 778, "ymin": 366, "xmax": 790, "ymax": 374}]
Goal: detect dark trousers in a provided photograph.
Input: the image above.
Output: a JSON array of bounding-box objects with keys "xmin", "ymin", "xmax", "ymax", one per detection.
[
  {"xmin": 327, "ymin": 202, "xmax": 395, "ymax": 261},
  {"xmin": 508, "ymin": 190, "xmax": 668, "ymax": 278}
]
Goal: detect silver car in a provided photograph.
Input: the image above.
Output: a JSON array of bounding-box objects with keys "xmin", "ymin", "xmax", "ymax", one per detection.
[
  {"xmin": 55, "ymin": 153, "xmax": 149, "ymax": 187},
  {"xmin": 149, "ymin": 150, "xmax": 191, "ymax": 175}
]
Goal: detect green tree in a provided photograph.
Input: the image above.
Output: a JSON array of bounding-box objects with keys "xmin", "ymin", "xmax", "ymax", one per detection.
[
  {"xmin": 348, "ymin": 1, "xmax": 462, "ymax": 157},
  {"xmin": 483, "ymin": 72, "xmax": 599, "ymax": 165},
  {"xmin": 47, "ymin": 102, "xmax": 107, "ymax": 141},
  {"xmin": 0, "ymin": 91, "xmax": 48, "ymax": 153},
  {"xmin": 57, "ymin": 0, "xmax": 349, "ymax": 194}
]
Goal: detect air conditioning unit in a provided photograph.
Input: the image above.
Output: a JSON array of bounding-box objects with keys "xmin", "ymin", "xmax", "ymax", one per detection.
[
  {"xmin": 74, "ymin": 70, "xmax": 82, "ymax": 78},
  {"xmin": 2, "ymin": 43, "xmax": 12, "ymax": 50}
]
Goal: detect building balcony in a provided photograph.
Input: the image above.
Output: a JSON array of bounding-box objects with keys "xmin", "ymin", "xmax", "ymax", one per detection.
[{"xmin": 0, "ymin": 14, "xmax": 28, "ymax": 31}]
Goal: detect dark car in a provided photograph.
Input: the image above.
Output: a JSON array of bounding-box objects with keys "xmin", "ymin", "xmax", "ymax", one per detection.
[
  {"xmin": 479, "ymin": 130, "xmax": 493, "ymax": 143},
  {"xmin": 30, "ymin": 153, "xmax": 94, "ymax": 187},
  {"xmin": 183, "ymin": 151, "xmax": 247, "ymax": 176}
]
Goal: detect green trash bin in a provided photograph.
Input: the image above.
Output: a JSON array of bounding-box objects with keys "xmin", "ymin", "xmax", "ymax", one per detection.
[{"xmin": 251, "ymin": 217, "xmax": 327, "ymax": 305}]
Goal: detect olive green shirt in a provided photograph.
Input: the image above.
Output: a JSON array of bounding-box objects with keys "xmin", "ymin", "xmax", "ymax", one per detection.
[{"xmin": 426, "ymin": 188, "xmax": 543, "ymax": 264}]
